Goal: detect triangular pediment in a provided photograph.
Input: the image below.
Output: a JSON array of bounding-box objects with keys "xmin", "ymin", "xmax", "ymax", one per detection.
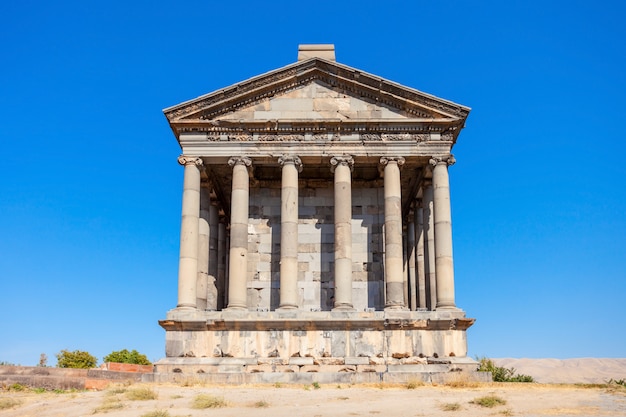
[
  {"xmin": 164, "ymin": 58, "xmax": 470, "ymax": 128},
  {"xmin": 217, "ymin": 80, "xmax": 417, "ymax": 122}
]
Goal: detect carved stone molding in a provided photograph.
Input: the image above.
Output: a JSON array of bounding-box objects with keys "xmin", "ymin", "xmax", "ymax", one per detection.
[
  {"xmin": 379, "ymin": 156, "xmax": 406, "ymax": 167},
  {"xmin": 382, "ymin": 133, "xmax": 428, "ymax": 142},
  {"xmin": 177, "ymin": 155, "xmax": 203, "ymax": 167},
  {"xmin": 278, "ymin": 155, "xmax": 303, "ymax": 173},
  {"xmin": 330, "ymin": 155, "xmax": 354, "ymax": 173},
  {"xmin": 279, "ymin": 134, "xmax": 305, "ymax": 141},
  {"xmin": 228, "ymin": 156, "xmax": 252, "ymax": 168},
  {"xmin": 228, "ymin": 134, "xmax": 253, "ymax": 141},
  {"xmin": 360, "ymin": 133, "xmax": 382, "ymax": 141},
  {"xmin": 429, "ymin": 155, "xmax": 456, "ymax": 167}
]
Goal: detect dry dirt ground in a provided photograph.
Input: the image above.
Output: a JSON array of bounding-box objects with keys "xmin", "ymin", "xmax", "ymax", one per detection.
[{"xmin": 1, "ymin": 381, "xmax": 626, "ymax": 417}]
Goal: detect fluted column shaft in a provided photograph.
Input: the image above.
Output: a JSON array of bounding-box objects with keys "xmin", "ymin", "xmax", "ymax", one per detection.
[
  {"xmin": 279, "ymin": 155, "xmax": 302, "ymax": 309},
  {"xmin": 207, "ymin": 202, "xmax": 219, "ymax": 310},
  {"xmin": 381, "ymin": 156, "xmax": 405, "ymax": 309},
  {"xmin": 331, "ymin": 156, "xmax": 354, "ymax": 310},
  {"xmin": 431, "ymin": 156, "xmax": 457, "ymax": 309},
  {"xmin": 227, "ymin": 156, "xmax": 252, "ymax": 310},
  {"xmin": 423, "ymin": 181, "xmax": 437, "ymax": 310},
  {"xmin": 197, "ymin": 183, "xmax": 210, "ymax": 310},
  {"xmin": 176, "ymin": 155, "xmax": 203, "ymax": 309},
  {"xmin": 217, "ymin": 219, "xmax": 227, "ymax": 310},
  {"xmin": 415, "ymin": 201, "xmax": 427, "ymax": 309},
  {"xmin": 407, "ymin": 213, "xmax": 417, "ymax": 311}
]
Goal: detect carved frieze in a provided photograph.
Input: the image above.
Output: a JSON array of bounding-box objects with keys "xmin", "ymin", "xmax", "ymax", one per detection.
[
  {"xmin": 360, "ymin": 133, "xmax": 382, "ymax": 141},
  {"xmin": 228, "ymin": 134, "xmax": 253, "ymax": 141},
  {"xmin": 381, "ymin": 133, "xmax": 428, "ymax": 142}
]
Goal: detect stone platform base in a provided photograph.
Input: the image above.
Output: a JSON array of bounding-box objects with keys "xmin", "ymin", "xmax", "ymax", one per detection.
[
  {"xmin": 159, "ymin": 309, "xmax": 475, "ymax": 360},
  {"xmin": 157, "ymin": 309, "xmax": 481, "ymax": 384},
  {"xmin": 152, "ymin": 356, "xmax": 488, "ymax": 384}
]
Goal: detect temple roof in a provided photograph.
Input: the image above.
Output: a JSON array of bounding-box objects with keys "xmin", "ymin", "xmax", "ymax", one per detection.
[{"xmin": 164, "ymin": 55, "xmax": 470, "ymax": 144}]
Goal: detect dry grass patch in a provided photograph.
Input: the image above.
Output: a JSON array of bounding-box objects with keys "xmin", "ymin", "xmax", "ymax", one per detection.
[
  {"xmin": 470, "ymin": 394, "xmax": 507, "ymax": 408},
  {"xmin": 140, "ymin": 410, "xmax": 171, "ymax": 417},
  {"xmin": 440, "ymin": 402, "xmax": 461, "ymax": 411},
  {"xmin": 126, "ymin": 387, "xmax": 158, "ymax": 401},
  {"xmin": 192, "ymin": 393, "xmax": 228, "ymax": 409},
  {"xmin": 0, "ymin": 397, "xmax": 22, "ymax": 410},
  {"xmin": 93, "ymin": 398, "xmax": 125, "ymax": 414},
  {"xmin": 106, "ymin": 384, "xmax": 128, "ymax": 395},
  {"xmin": 406, "ymin": 380, "xmax": 425, "ymax": 389},
  {"xmin": 445, "ymin": 376, "xmax": 481, "ymax": 388},
  {"xmin": 252, "ymin": 400, "xmax": 270, "ymax": 408}
]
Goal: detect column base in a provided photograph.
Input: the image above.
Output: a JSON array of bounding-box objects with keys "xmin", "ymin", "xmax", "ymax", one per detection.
[
  {"xmin": 436, "ymin": 305, "xmax": 459, "ymax": 311},
  {"xmin": 384, "ymin": 305, "xmax": 409, "ymax": 311},
  {"xmin": 175, "ymin": 305, "xmax": 197, "ymax": 311},
  {"xmin": 276, "ymin": 306, "xmax": 299, "ymax": 312},
  {"xmin": 332, "ymin": 305, "xmax": 355, "ymax": 312},
  {"xmin": 224, "ymin": 305, "xmax": 248, "ymax": 311}
]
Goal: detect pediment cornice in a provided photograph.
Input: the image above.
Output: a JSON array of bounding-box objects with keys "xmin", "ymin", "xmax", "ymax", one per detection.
[{"xmin": 164, "ymin": 58, "xmax": 470, "ymax": 126}]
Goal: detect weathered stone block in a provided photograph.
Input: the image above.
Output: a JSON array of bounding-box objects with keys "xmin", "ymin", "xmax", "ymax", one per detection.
[
  {"xmin": 288, "ymin": 357, "xmax": 314, "ymax": 366},
  {"xmin": 345, "ymin": 357, "xmax": 370, "ymax": 365}
]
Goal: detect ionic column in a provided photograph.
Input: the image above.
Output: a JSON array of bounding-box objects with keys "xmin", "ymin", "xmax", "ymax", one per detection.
[
  {"xmin": 197, "ymin": 181, "xmax": 210, "ymax": 310},
  {"xmin": 415, "ymin": 200, "xmax": 427, "ymax": 309},
  {"xmin": 207, "ymin": 201, "xmax": 219, "ymax": 310},
  {"xmin": 430, "ymin": 156, "xmax": 457, "ymax": 309},
  {"xmin": 226, "ymin": 156, "xmax": 252, "ymax": 310},
  {"xmin": 330, "ymin": 156, "xmax": 354, "ymax": 310},
  {"xmin": 278, "ymin": 155, "xmax": 302, "ymax": 309},
  {"xmin": 381, "ymin": 156, "xmax": 406, "ymax": 309},
  {"xmin": 176, "ymin": 155, "xmax": 203, "ymax": 309},
  {"xmin": 423, "ymin": 180, "xmax": 437, "ymax": 310}
]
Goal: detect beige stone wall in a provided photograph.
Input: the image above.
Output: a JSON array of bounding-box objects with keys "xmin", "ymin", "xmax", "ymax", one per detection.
[
  {"xmin": 165, "ymin": 328, "xmax": 468, "ymax": 360},
  {"xmin": 247, "ymin": 185, "xmax": 385, "ymax": 311}
]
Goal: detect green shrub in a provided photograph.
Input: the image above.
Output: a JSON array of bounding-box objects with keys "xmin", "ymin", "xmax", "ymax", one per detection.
[
  {"xmin": 56, "ymin": 349, "xmax": 97, "ymax": 369},
  {"xmin": 103, "ymin": 349, "xmax": 151, "ymax": 365},
  {"xmin": 608, "ymin": 378, "xmax": 626, "ymax": 387},
  {"xmin": 477, "ymin": 357, "xmax": 534, "ymax": 383}
]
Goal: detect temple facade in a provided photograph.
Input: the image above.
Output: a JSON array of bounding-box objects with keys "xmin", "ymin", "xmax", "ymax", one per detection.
[{"xmin": 157, "ymin": 45, "xmax": 482, "ymax": 382}]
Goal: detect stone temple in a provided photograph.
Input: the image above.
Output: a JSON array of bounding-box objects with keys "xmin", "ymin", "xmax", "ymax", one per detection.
[{"xmin": 156, "ymin": 45, "xmax": 484, "ymax": 383}]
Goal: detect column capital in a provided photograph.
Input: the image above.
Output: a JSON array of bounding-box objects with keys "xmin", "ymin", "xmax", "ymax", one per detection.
[
  {"xmin": 278, "ymin": 155, "xmax": 303, "ymax": 172},
  {"xmin": 330, "ymin": 155, "xmax": 354, "ymax": 173},
  {"xmin": 429, "ymin": 155, "xmax": 456, "ymax": 167},
  {"xmin": 379, "ymin": 156, "xmax": 406, "ymax": 166},
  {"xmin": 178, "ymin": 155, "xmax": 203, "ymax": 167},
  {"xmin": 228, "ymin": 156, "xmax": 252, "ymax": 168}
]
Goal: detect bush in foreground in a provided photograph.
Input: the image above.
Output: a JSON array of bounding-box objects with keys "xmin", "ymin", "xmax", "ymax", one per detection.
[
  {"xmin": 477, "ymin": 357, "xmax": 534, "ymax": 382},
  {"xmin": 56, "ymin": 349, "xmax": 97, "ymax": 369},
  {"xmin": 104, "ymin": 349, "xmax": 151, "ymax": 365},
  {"xmin": 192, "ymin": 394, "xmax": 227, "ymax": 409}
]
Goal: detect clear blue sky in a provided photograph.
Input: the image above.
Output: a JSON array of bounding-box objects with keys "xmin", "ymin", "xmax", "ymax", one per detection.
[{"xmin": 1, "ymin": 1, "xmax": 624, "ymax": 366}]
